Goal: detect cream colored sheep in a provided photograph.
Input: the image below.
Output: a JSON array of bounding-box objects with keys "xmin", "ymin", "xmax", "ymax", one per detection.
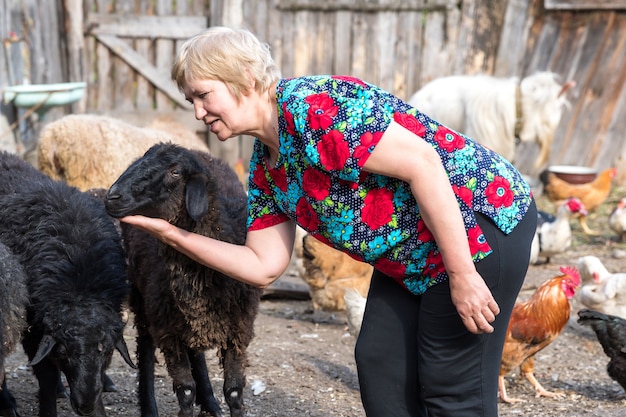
[{"xmin": 37, "ymin": 114, "xmax": 209, "ymax": 191}]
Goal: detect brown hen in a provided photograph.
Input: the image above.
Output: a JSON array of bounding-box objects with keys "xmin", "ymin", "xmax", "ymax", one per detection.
[
  {"xmin": 539, "ymin": 167, "xmax": 616, "ymax": 235},
  {"xmin": 499, "ymin": 266, "xmax": 580, "ymax": 403},
  {"xmin": 301, "ymin": 234, "xmax": 373, "ymax": 311}
]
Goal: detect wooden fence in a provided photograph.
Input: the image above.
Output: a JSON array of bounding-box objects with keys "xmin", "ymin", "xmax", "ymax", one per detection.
[{"xmin": 1, "ymin": 0, "xmax": 626, "ymax": 183}]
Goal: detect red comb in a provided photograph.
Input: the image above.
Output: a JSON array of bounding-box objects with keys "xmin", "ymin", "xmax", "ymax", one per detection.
[{"xmin": 560, "ymin": 265, "xmax": 580, "ymax": 284}]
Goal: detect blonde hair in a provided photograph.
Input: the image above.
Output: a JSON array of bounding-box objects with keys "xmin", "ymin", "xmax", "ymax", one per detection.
[{"xmin": 171, "ymin": 27, "xmax": 281, "ymax": 101}]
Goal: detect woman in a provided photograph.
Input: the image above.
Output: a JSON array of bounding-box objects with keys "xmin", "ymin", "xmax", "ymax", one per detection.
[{"xmin": 121, "ymin": 27, "xmax": 537, "ymax": 417}]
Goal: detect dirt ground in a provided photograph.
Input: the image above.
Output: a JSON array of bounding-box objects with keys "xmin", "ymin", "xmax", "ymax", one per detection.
[{"xmin": 4, "ymin": 187, "xmax": 626, "ymax": 417}]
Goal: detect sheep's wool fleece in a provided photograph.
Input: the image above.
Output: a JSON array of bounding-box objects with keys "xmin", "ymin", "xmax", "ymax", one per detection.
[{"xmin": 37, "ymin": 114, "xmax": 210, "ymax": 191}]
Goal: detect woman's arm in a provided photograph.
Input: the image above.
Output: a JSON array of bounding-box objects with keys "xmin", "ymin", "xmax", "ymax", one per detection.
[
  {"xmin": 362, "ymin": 120, "xmax": 500, "ymax": 334},
  {"xmin": 119, "ymin": 215, "xmax": 296, "ymax": 289}
]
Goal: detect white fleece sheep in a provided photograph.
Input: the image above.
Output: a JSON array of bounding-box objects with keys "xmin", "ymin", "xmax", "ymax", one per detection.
[
  {"xmin": 408, "ymin": 72, "xmax": 574, "ymax": 168},
  {"xmin": 37, "ymin": 114, "xmax": 210, "ymax": 191}
]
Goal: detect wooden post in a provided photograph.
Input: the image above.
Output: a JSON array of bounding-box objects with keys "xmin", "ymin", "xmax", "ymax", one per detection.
[
  {"xmin": 63, "ymin": 0, "xmax": 86, "ymax": 113},
  {"xmin": 214, "ymin": 0, "xmax": 247, "ymax": 167}
]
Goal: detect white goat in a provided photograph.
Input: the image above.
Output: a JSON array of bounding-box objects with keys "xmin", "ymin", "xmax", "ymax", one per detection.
[{"xmin": 407, "ymin": 72, "xmax": 575, "ymax": 167}]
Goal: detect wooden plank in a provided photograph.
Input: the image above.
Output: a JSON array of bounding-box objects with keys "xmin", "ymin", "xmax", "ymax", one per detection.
[
  {"xmin": 86, "ymin": 13, "xmax": 208, "ymax": 38},
  {"xmin": 350, "ymin": 13, "xmax": 368, "ymax": 80},
  {"xmin": 545, "ymin": 0, "xmax": 626, "ymax": 10},
  {"xmin": 134, "ymin": 38, "xmax": 153, "ymax": 110},
  {"xmin": 277, "ymin": 0, "xmax": 450, "ymax": 12},
  {"xmin": 393, "ymin": 11, "xmax": 411, "ymax": 100},
  {"xmin": 365, "ymin": 13, "xmax": 379, "ymax": 84},
  {"xmin": 583, "ymin": 15, "xmax": 626, "ymax": 166},
  {"xmin": 95, "ymin": 39, "xmax": 112, "ymax": 111},
  {"xmin": 404, "ymin": 10, "xmax": 424, "ymax": 99},
  {"xmin": 554, "ymin": 13, "xmax": 613, "ymax": 165},
  {"xmin": 333, "ymin": 11, "xmax": 352, "ymax": 75},
  {"xmin": 64, "ymin": 0, "xmax": 87, "ymax": 112},
  {"xmin": 94, "ymin": 34, "xmax": 190, "ymax": 109},
  {"xmin": 110, "ymin": 0, "xmax": 134, "ymax": 112},
  {"xmin": 495, "ymin": 0, "xmax": 532, "ymax": 76},
  {"xmin": 155, "ymin": 0, "xmax": 176, "ymax": 111},
  {"xmin": 420, "ymin": 11, "xmax": 453, "ymax": 83},
  {"xmin": 293, "ymin": 12, "xmax": 311, "ymax": 76},
  {"xmin": 376, "ymin": 12, "xmax": 397, "ymax": 91}
]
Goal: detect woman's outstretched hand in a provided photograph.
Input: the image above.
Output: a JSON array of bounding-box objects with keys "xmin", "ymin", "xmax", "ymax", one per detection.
[{"xmin": 119, "ymin": 215, "xmax": 176, "ymax": 244}]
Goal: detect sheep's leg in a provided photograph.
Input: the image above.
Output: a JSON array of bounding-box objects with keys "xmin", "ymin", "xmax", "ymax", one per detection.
[
  {"xmin": 32, "ymin": 359, "xmax": 61, "ymax": 417},
  {"xmin": 189, "ymin": 348, "xmax": 223, "ymax": 417},
  {"xmin": 136, "ymin": 327, "xmax": 159, "ymax": 417},
  {"xmin": 0, "ymin": 379, "xmax": 18, "ymax": 417},
  {"xmin": 221, "ymin": 345, "xmax": 247, "ymax": 417},
  {"xmin": 162, "ymin": 345, "xmax": 196, "ymax": 417}
]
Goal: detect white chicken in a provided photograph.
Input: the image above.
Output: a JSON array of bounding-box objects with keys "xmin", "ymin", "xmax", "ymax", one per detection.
[
  {"xmin": 609, "ymin": 197, "xmax": 626, "ymax": 242},
  {"xmin": 343, "ymin": 288, "xmax": 367, "ymax": 338},
  {"xmin": 577, "ymin": 255, "xmax": 612, "ymax": 284},
  {"xmin": 578, "ymin": 255, "xmax": 626, "ymax": 319},
  {"xmin": 531, "ymin": 197, "xmax": 587, "ymax": 264}
]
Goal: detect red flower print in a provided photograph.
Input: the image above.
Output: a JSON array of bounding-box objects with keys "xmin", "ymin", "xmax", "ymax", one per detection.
[
  {"xmin": 282, "ymin": 102, "xmax": 296, "ymax": 136},
  {"xmin": 318, "ymin": 130, "xmax": 349, "ymax": 170},
  {"xmin": 295, "ymin": 197, "xmax": 320, "ymax": 231},
  {"xmin": 249, "ymin": 213, "xmax": 290, "ymax": 231},
  {"xmin": 270, "ymin": 165, "xmax": 287, "ymax": 192},
  {"xmin": 452, "ymin": 185, "xmax": 473, "ymax": 208},
  {"xmin": 375, "ymin": 257, "xmax": 406, "ymax": 278},
  {"xmin": 434, "ymin": 126, "xmax": 465, "ymax": 152},
  {"xmin": 302, "ymin": 168, "xmax": 330, "ymax": 200},
  {"xmin": 468, "ymin": 225, "xmax": 490, "ymax": 255},
  {"xmin": 331, "ymin": 75, "xmax": 368, "ymax": 87},
  {"xmin": 251, "ymin": 163, "xmax": 272, "ymax": 194},
  {"xmin": 339, "ymin": 177, "xmax": 359, "ymax": 191},
  {"xmin": 305, "ymin": 92, "xmax": 338, "ymax": 130},
  {"xmin": 416, "ymin": 221, "xmax": 434, "ymax": 243},
  {"xmin": 485, "ymin": 176, "xmax": 514, "ymax": 208},
  {"xmin": 393, "ymin": 113, "xmax": 427, "ymax": 137},
  {"xmin": 354, "ymin": 131, "xmax": 383, "ymax": 167},
  {"xmin": 362, "ymin": 188, "xmax": 394, "ymax": 230},
  {"xmin": 424, "ymin": 251, "xmax": 445, "ymax": 277}
]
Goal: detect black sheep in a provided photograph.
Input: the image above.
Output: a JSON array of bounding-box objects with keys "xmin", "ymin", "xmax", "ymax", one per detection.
[
  {"xmin": 0, "ymin": 242, "xmax": 28, "ymax": 417},
  {"xmin": 0, "ymin": 151, "xmax": 135, "ymax": 417},
  {"xmin": 105, "ymin": 143, "xmax": 261, "ymax": 417}
]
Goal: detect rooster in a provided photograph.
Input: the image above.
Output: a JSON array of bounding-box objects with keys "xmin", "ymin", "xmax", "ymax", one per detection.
[
  {"xmin": 531, "ymin": 197, "xmax": 587, "ymax": 264},
  {"xmin": 539, "ymin": 167, "xmax": 616, "ymax": 235},
  {"xmin": 499, "ymin": 266, "xmax": 580, "ymax": 403},
  {"xmin": 609, "ymin": 197, "xmax": 626, "ymax": 242},
  {"xmin": 577, "ymin": 309, "xmax": 626, "ymax": 391}
]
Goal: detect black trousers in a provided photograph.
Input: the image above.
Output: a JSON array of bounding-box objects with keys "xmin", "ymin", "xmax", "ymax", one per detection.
[{"xmin": 355, "ymin": 200, "xmax": 537, "ymax": 417}]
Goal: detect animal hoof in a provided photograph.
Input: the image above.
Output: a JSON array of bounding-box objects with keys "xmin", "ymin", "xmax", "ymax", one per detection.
[
  {"xmin": 56, "ymin": 385, "xmax": 69, "ymax": 399},
  {"xmin": 0, "ymin": 407, "xmax": 19, "ymax": 417},
  {"xmin": 103, "ymin": 373, "xmax": 118, "ymax": 392}
]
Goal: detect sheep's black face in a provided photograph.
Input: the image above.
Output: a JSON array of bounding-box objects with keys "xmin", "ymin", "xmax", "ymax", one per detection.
[
  {"xmin": 105, "ymin": 143, "xmax": 209, "ymax": 223},
  {"xmin": 33, "ymin": 305, "xmax": 131, "ymax": 416}
]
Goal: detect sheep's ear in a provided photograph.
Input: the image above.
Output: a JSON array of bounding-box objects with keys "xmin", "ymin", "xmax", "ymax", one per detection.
[
  {"xmin": 186, "ymin": 174, "xmax": 209, "ymax": 222},
  {"xmin": 116, "ymin": 338, "xmax": 137, "ymax": 369},
  {"xmin": 30, "ymin": 334, "xmax": 57, "ymax": 366}
]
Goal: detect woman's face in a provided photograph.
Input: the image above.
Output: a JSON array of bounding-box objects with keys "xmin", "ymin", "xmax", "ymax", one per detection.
[{"xmin": 183, "ymin": 78, "xmax": 246, "ymax": 141}]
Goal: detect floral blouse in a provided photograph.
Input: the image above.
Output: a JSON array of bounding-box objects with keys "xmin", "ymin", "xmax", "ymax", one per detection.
[{"xmin": 247, "ymin": 75, "xmax": 533, "ymax": 295}]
